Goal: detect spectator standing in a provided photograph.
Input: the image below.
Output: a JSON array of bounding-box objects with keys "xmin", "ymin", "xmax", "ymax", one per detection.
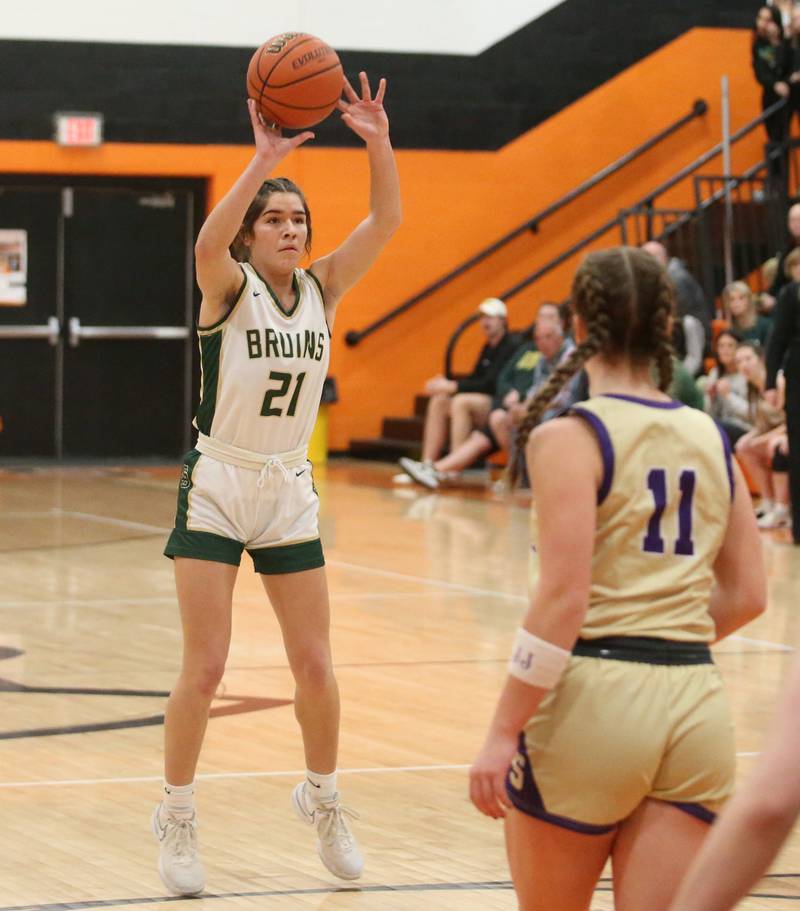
[
  {"xmin": 766, "ymin": 273, "xmax": 800, "ymax": 543},
  {"xmin": 770, "ymin": 0, "xmax": 797, "ymax": 31},
  {"xmin": 642, "ymin": 241, "xmax": 710, "ymax": 373},
  {"xmin": 767, "ymin": 203, "xmax": 800, "ymax": 303},
  {"xmin": 753, "ymin": 6, "xmax": 791, "ymax": 186},
  {"xmin": 416, "ymin": 298, "xmax": 519, "ymax": 467},
  {"xmin": 722, "ymin": 281, "xmax": 773, "ymax": 347},
  {"xmin": 698, "ymin": 330, "xmax": 753, "ymax": 446}
]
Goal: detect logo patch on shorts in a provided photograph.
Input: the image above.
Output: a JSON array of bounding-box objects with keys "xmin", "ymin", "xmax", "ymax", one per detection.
[{"xmin": 180, "ymin": 464, "xmax": 191, "ymax": 489}]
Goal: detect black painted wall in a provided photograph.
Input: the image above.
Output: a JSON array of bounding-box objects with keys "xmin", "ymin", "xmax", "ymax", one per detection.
[{"xmin": 0, "ymin": 2, "xmax": 756, "ymax": 150}]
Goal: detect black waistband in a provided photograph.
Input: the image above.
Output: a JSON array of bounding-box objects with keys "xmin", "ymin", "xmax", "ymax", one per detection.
[{"xmin": 572, "ymin": 636, "xmax": 713, "ymax": 666}]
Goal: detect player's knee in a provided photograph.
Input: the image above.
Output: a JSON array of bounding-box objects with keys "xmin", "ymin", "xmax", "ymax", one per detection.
[
  {"xmin": 185, "ymin": 656, "xmax": 227, "ymax": 698},
  {"xmin": 293, "ymin": 650, "xmax": 335, "ymax": 693}
]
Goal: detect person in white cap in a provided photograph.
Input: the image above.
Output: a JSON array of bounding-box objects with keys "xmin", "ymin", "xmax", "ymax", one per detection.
[{"xmin": 403, "ymin": 297, "xmax": 518, "ymax": 478}]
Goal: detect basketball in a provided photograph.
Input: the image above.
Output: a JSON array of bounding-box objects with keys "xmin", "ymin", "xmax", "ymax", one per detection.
[{"xmin": 247, "ymin": 33, "xmax": 344, "ymax": 130}]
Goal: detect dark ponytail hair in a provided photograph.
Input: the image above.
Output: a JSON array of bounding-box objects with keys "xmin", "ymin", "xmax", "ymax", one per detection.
[
  {"xmin": 230, "ymin": 177, "xmax": 312, "ymax": 262},
  {"xmin": 510, "ymin": 246, "xmax": 675, "ymax": 486}
]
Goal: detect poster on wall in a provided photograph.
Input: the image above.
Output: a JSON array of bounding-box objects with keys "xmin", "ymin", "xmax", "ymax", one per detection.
[{"xmin": 0, "ymin": 230, "xmax": 27, "ymax": 306}]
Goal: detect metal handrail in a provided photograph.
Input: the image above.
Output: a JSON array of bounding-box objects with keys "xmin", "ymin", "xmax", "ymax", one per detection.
[
  {"xmin": 631, "ymin": 98, "xmax": 788, "ymax": 211},
  {"xmin": 443, "ymin": 103, "xmax": 792, "ymax": 378},
  {"xmin": 345, "ymin": 100, "xmax": 709, "ymax": 347}
]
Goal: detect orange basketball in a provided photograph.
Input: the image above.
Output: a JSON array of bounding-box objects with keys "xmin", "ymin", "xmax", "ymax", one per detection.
[{"xmin": 247, "ymin": 33, "xmax": 344, "ymax": 130}]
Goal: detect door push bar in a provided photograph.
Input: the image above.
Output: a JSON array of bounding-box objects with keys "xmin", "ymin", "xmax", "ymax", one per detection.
[
  {"xmin": 0, "ymin": 316, "xmax": 61, "ymax": 345},
  {"xmin": 68, "ymin": 318, "xmax": 189, "ymax": 347}
]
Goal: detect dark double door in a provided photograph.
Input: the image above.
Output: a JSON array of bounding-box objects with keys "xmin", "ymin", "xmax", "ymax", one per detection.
[{"xmin": 0, "ymin": 179, "xmax": 203, "ymax": 458}]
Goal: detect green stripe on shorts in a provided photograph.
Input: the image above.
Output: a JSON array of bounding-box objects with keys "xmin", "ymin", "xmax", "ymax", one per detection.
[
  {"xmin": 248, "ymin": 539, "xmax": 324, "ymax": 575},
  {"xmin": 164, "ymin": 528, "xmax": 244, "ymax": 566}
]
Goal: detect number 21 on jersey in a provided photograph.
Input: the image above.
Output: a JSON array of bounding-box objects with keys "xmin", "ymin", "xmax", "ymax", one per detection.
[{"xmin": 643, "ymin": 467, "xmax": 696, "ymax": 556}]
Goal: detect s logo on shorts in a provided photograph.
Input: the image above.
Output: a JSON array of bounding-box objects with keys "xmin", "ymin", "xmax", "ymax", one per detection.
[
  {"xmin": 180, "ymin": 464, "xmax": 191, "ymax": 490},
  {"xmin": 508, "ymin": 750, "xmax": 527, "ymax": 792}
]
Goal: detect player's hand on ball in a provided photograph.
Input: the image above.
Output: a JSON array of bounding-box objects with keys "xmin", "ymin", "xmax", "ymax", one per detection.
[
  {"xmin": 469, "ymin": 733, "xmax": 516, "ymax": 819},
  {"xmin": 247, "ymin": 99, "xmax": 314, "ymax": 161},
  {"xmin": 338, "ymin": 72, "xmax": 389, "ymax": 142}
]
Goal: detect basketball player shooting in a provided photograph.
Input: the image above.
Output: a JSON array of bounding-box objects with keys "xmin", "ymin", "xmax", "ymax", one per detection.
[{"xmin": 155, "ymin": 69, "xmax": 401, "ymax": 896}]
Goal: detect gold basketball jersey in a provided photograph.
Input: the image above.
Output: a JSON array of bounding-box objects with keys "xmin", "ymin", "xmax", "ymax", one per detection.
[{"xmin": 529, "ymin": 394, "xmax": 734, "ymax": 642}]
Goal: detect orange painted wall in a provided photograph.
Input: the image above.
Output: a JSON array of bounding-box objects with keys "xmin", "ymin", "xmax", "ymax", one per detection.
[{"xmin": 0, "ymin": 27, "xmax": 767, "ymax": 451}]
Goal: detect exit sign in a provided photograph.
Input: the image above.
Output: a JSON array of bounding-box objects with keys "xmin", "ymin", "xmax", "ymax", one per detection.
[{"xmin": 54, "ymin": 112, "xmax": 103, "ymax": 147}]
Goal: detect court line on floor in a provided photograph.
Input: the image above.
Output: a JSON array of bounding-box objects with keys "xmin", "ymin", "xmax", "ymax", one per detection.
[
  {"xmin": 0, "ymin": 508, "xmax": 169, "ymax": 535},
  {"xmin": 327, "ymin": 558, "xmax": 528, "ymax": 602},
  {"xmin": 0, "ymin": 754, "xmax": 764, "ymax": 790},
  {"xmin": 2, "ymin": 879, "xmax": 798, "ymax": 911},
  {"xmin": 2, "ymin": 516, "xmax": 794, "ymax": 654},
  {"xmin": 328, "ymin": 559, "xmax": 796, "ymax": 652}
]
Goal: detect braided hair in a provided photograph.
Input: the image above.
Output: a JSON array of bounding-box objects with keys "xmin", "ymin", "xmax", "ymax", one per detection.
[
  {"xmin": 230, "ymin": 177, "xmax": 312, "ymax": 262},
  {"xmin": 510, "ymin": 246, "xmax": 675, "ymax": 486}
]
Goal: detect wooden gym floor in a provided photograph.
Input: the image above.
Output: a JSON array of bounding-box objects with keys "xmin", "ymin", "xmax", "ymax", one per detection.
[{"xmin": 0, "ymin": 459, "xmax": 798, "ymax": 910}]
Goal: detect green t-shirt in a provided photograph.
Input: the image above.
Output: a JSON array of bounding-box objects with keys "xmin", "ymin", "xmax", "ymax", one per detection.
[{"xmin": 669, "ymin": 358, "xmax": 704, "ymax": 409}]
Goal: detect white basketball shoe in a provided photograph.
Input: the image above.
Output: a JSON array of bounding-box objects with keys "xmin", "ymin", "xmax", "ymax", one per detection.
[
  {"xmin": 151, "ymin": 802, "xmax": 206, "ymax": 895},
  {"xmin": 291, "ymin": 782, "xmax": 364, "ymax": 880}
]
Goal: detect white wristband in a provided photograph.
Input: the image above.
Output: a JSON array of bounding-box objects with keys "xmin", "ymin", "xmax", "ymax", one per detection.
[{"xmin": 508, "ymin": 627, "xmax": 571, "ymax": 689}]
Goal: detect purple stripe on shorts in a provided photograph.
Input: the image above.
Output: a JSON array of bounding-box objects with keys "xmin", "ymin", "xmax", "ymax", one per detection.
[
  {"xmin": 505, "ymin": 733, "xmax": 618, "ymax": 836},
  {"xmin": 712, "ymin": 420, "xmax": 735, "ymax": 502},
  {"xmin": 601, "ymin": 393, "xmax": 684, "ymax": 409},
  {"xmin": 571, "ymin": 407, "xmax": 615, "ymax": 505},
  {"xmin": 670, "ymin": 801, "xmax": 716, "ymax": 824}
]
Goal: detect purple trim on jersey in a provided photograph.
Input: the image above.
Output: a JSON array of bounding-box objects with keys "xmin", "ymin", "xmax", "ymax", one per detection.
[
  {"xmin": 506, "ymin": 732, "xmax": 618, "ymax": 835},
  {"xmin": 670, "ymin": 801, "xmax": 716, "ymax": 825},
  {"xmin": 571, "ymin": 407, "xmax": 615, "ymax": 505},
  {"xmin": 712, "ymin": 420, "xmax": 735, "ymax": 502},
  {"xmin": 601, "ymin": 393, "xmax": 684, "ymax": 409}
]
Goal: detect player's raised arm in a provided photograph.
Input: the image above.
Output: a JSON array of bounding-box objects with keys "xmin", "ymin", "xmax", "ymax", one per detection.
[
  {"xmin": 194, "ymin": 101, "xmax": 313, "ymax": 323},
  {"xmin": 310, "ymin": 72, "xmax": 402, "ymax": 325}
]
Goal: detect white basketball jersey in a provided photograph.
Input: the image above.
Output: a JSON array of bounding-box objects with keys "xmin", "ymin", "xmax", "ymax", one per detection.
[{"xmin": 194, "ymin": 262, "xmax": 330, "ymax": 454}]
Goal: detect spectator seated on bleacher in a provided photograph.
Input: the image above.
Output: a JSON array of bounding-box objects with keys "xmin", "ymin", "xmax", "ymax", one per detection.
[
  {"xmin": 734, "ymin": 341, "xmax": 791, "ymax": 529},
  {"xmin": 697, "ymin": 329, "xmax": 753, "ymax": 447},
  {"xmin": 723, "ymin": 280, "xmax": 773, "ymax": 347},
  {"xmin": 399, "ymin": 308, "xmax": 578, "ymax": 490},
  {"xmin": 410, "ymin": 297, "xmax": 521, "ymax": 474}
]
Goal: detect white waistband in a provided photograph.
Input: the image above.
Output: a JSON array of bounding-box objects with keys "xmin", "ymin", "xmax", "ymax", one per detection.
[{"xmin": 196, "ymin": 433, "xmax": 308, "ymax": 470}]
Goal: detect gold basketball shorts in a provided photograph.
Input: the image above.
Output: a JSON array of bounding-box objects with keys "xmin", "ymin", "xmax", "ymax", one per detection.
[{"xmin": 506, "ymin": 637, "xmax": 736, "ymax": 833}]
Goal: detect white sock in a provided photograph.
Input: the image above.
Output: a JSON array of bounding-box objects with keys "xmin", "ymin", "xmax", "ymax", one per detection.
[
  {"xmin": 162, "ymin": 780, "xmax": 195, "ymax": 819},
  {"xmin": 759, "ymin": 498, "xmax": 774, "ymax": 513},
  {"xmin": 305, "ymin": 769, "xmax": 337, "ymax": 804}
]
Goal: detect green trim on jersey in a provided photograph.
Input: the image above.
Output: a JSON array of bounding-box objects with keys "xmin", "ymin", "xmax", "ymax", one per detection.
[
  {"xmin": 248, "ymin": 538, "xmax": 324, "ymax": 575},
  {"xmin": 197, "ymin": 266, "xmax": 248, "ymax": 334},
  {"xmin": 251, "ymin": 264, "xmax": 304, "ymax": 319},
  {"xmin": 165, "ymin": 527, "xmax": 244, "ymax": 566},
  {"xmin": 195, "ymin": 332, "xmax": 223, "ymax": 435}
]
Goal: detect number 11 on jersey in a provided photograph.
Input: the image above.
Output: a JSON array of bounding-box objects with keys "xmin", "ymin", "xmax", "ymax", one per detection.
[{"xmin": 643, "ymin": 467, "xmax": 696, "ymax": 556}]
